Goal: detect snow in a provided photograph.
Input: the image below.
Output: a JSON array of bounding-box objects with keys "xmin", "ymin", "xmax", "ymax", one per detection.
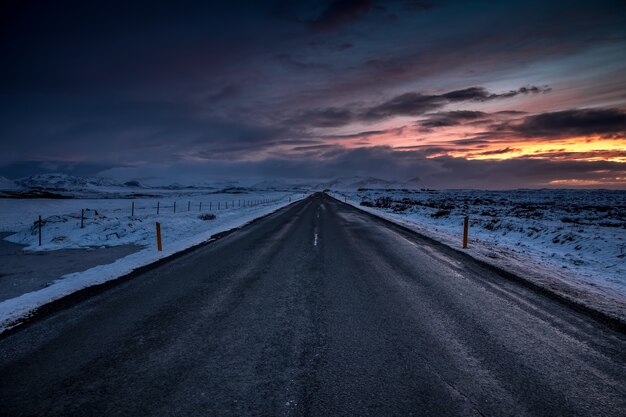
[
  {"xmin": 331, "ymin": 189, "xmax": 626, "ymax": 321},
  {"xmin": 0, "ymin": 190, "xmax": 306, "ymax": 333},
  {"xmin": 316, "ymin": 176, "xmax": 421, "ymax": 191}
]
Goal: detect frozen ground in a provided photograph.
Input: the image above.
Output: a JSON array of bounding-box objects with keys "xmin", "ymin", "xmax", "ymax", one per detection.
[
  {"xmin": 0, "ymin": 190, "xmax": 305, "ymax": 332},
  {"xmin": 0, "ymin": 233, "xmax": 140, "ymax": 302},
  {"xmin": 332, "ymin": 189, "xmax": 626, "ymax": 321}
]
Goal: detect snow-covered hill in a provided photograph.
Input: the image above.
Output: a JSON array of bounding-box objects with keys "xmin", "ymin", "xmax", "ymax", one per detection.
[
  {"xmin": 0, "ymin": 176, "xmax": 22, "ymax": 192},
  {"xmin": 315, "ymin": 176, "xmax": 421, "ymax": 191}
]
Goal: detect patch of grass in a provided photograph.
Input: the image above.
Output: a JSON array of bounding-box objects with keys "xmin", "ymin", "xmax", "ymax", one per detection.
[{"xmin": 199, "ymin": 213, "xmax": 216, "ymax": 221}]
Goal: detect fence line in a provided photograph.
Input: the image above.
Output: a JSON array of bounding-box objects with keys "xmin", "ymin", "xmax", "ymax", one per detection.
[{"xmin": 32, "ymin": 194, "xmax": 300, "ymax": 245}]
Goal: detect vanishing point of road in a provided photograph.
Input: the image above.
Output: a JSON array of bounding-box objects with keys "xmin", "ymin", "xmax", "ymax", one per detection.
[{"xmin": 1, "ymin": 193, "xmax": 625, "ymax": 416}]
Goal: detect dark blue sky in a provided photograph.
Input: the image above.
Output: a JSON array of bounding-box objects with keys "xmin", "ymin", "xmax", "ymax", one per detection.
[{"xmin": 1, "ymin": 0, "xmax": 625, "ymax": 188}]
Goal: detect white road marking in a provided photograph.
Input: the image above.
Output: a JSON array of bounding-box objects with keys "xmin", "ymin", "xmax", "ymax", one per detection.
[{"xmin": 314, "ymin": 233, "xmax": 318, "ymax": 246}]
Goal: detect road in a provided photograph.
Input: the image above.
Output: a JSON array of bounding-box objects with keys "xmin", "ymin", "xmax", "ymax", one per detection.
[{"xmin": 1, "ymin": 193, "xmax": 625, "ymax": 416}]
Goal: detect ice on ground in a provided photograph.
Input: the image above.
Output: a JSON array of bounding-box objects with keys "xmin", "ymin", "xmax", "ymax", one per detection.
[
  {"xmin": 0, "ymin": 234, "xmax": 140, "ymax": 302},
  {"xmin": 333, "ymin": 189, "xmax": 626, "ymax": 321}
]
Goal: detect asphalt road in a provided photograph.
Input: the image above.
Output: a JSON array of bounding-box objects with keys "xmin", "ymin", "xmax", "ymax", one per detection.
[{"xmin": 1, "ymin": 193, "xmax": 625, "ymax": 416}]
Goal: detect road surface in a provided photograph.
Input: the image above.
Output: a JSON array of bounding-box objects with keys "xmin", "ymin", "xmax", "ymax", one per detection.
[{"xmin": 1, "ymin": 193, "xmax": 625, "ymax": 416}]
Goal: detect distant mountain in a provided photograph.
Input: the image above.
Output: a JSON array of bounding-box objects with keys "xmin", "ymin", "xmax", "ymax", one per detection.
[
  {"xmin": 251, "ymin": 179, "xmax": 301, "ymax": 191},
  {"xmin": 14, "ymin": 173, "xmax": 127, "ymax": 191},
  {"xmin": 0, "ymin": 176, "xmax": 22, "ymax": 191},
  {"xmin": 316, "ymin": 176, "xmax": 420, "ymax": 191},
  {"xmin": 1, "ymin": 173, "xmax": 161, "ymax": 198}
]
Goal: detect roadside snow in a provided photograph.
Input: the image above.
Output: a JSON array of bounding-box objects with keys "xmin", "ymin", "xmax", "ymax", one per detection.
[
  {"xmin": 0, "ymin": 192, "xmax": 304, "ymax": 333},
  {"xmin": 332, "ymin": 189, "xmax": 626, "ymax": 321}
]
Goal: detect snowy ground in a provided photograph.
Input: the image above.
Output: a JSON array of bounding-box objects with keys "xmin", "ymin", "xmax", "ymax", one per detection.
[
  {"xmin": 0, "ymin": 191, "xmax": 305, "ymax": 332},
  {"xmin": 332, "ymin": 189, "xmax": 626, "ymax": 321},
  {"xmin": 0, "ymin": 192, "xmax": 300, "ymax": 249}
]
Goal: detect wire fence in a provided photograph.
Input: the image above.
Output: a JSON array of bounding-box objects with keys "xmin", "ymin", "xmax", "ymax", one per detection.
[{"xmin": 29, "ymin": 193, "xmax": 303, "ymax": 246}]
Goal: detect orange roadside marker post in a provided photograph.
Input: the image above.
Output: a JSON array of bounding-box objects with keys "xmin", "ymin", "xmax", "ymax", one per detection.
[
  {"xmin": 156, "ymin": 222, "xmax": 162, "ymax": 251},
  {"xmin": 463, "ymin": 216, "xmax": 469, "ymax": 249}
]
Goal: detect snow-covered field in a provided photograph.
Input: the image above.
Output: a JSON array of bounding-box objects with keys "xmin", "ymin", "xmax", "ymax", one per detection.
[
  {"xmin": 0, "ymin": 192, "xmax": 298, "ymax": 250},
  {"xmin": 0, "ymin": 186, "xmax": 305, "ymax": 332},
  {"xmin": 332, "ymin": 189, "xmax": 626, "ymax": 320}
]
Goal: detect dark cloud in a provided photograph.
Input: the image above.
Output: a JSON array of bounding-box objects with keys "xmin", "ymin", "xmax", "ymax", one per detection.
[
  {"xmin": 361, "ymin": 92, "xmax": 442, "ymax": 121},
  {"xmin": 517, "ymin": 150, "xmax": 626, "ymax": 160},
  {"xmin": 441, "ymin": 86, "xmax": 551, "ymax": 102},
  {"xmin": 323, "ymin": 129, "xmax": 391, "ymax": 139},
  {"xmin": 420, "ymin": 110, "xmax": 487, "ymax": 128},
  {"xmin": 298, "ymin": 86, "xmax": 548, "ymax": 127},
  {"xmin": 515, "ymin": 108, "xmax": 626, "ymax": 138},
  {"xmin": 474, "ymin": 147, "xmax": 519, "ymax": 156},
  {"xmin": 310, "ymin": 0, "xmax": 374, "ymax": 31},
  {"xmin": 291, "ymin": 107, "xmax": 355, "ymax": 127},
  {"xmin": 361, "ymin": 85, "xmax": 548, "ymax": 122},
  {"xmin": 401, "ymin": 1, "xmax": 435, "ymax": 12}
]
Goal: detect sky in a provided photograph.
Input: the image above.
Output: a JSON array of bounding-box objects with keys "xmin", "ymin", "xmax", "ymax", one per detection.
[{"xmin": 1, "ymin": 0, "xmax": 626, "ymax": 189}]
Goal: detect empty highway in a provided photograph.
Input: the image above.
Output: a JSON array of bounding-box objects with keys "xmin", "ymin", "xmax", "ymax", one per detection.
[{"xmin": 1, "ymin": 193, "xmax": 625, "ymax": 416}]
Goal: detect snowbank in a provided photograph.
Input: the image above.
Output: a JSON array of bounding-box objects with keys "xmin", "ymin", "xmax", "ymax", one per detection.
[{"xmin": 0, "ymin": 192, "xmax": 305, "ymax": 333}]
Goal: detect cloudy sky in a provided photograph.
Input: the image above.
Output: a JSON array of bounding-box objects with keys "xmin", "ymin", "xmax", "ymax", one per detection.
[{"xmin": 1, "ymin": 0, "xmax": 625, "ymax": 188}]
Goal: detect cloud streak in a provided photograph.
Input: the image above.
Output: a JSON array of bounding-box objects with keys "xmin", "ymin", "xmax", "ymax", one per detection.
[
  {"xmin": 514, "ymin": 108, "xmax": 626, "ymax": 138},
  {"xmin": 294, "ymin": 85, "xmax": 550, "ymax": 127}
]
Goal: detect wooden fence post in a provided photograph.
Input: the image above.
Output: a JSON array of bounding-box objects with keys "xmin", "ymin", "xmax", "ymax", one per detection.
[
  {"xmin": 38, "ymin": 215, "xmax": 42, "ymax": 246},
  {"xmin": 131, "ymin": 202, "xmax": 135, "ymax": 216},
  {"xmin": 81, "ymin": 209, "xmax": 85, "ymax": 229},
  {"xmin": 157, "ymin": 201, "xmax": 160, "ymax": 215}
]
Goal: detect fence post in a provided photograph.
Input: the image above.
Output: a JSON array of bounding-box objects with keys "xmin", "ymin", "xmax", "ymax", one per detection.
[
  {"xmin": 463, "ymin": 216, "xmax": 469, "ymax": 249},
  {"xmin": 131, "ymin": 201, "xmax": 135, "ymax": 216},
  {"xmin": 209, "ymin": 201, "xmax": 212, "ymax": 211},
  {"xmin": 38, "ymin": 215, "xmax": 42, "ymax": 246},
  {"xmin": 218, "ymin": 201, "xmax": 221, "ymax": 210},
  {"xmin": 157, "ymin": 201, "xmax": 160, "ymax": 215},
  {"xmin": 199, "ymin": 202, "xmax": 202, "ymax": 212},
  {"xmin": 174, "ymin": 201, "xmax": 176, "ymax": 213},
  {"xmin": 81, "ymin": 209, "xmax": 85, "ymax": 228},
  {"xmin": 156, "ymin": 222, "xmax": 162, "ymax": 251},
  {"xmin": 188, "ymin": 201, "xmax": 190, "ymax": 211}
]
